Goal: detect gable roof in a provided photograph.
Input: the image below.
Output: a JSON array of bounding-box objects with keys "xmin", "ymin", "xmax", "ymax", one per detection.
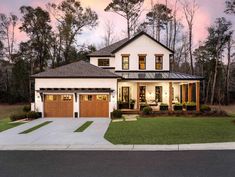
[
  {"xmin": 88, "ymin": 38, "xmax": 129, "ymax": 57},
  {"xmin": 88, "ymin": 31, "xmax": 174, "ymax": 57},
  {"xmin": 31, "ymin": 60, "xmax": 120, "ymax": 79}
]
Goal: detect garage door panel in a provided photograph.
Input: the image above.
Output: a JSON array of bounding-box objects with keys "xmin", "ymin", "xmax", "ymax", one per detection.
[
  {"xmin": 44, "ymin": 95, "xmax": 73, "ymax": 118},
  {"xmin": 80, "ymin": 95, "xmax": 109, "ymax": 118}
]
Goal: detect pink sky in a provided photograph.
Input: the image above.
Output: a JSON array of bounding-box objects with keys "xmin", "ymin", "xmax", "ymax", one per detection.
[{"xmin": 0, "ymin": 0, "xmax": 234, "ymax": 48}]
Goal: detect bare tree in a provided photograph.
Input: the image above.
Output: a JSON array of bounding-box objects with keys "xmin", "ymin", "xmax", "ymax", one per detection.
[
  {"xmin": 0, "ymin": 13, "xmax": 18, "ymax": 62},
  {"xmin": 103, "ymin": 20, "xmax": 116, "ymax": 47},
  {"xmin": 181, "ymin": 0, "xmax": 199, "ymax": 75},
  {"xmin": 105, "ymin": 0, "xmax": 144, "ymax": 38}
]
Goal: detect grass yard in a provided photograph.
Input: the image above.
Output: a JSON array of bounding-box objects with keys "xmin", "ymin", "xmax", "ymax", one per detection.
[
  {"xmin": 0, "ymin": 118, "xmax": 24, "ymax": 132},
  {"xmin": 105, "ymin": 117, "xmax": 235, "ymax": 145},
  {"xmin": 20, "ymin": 121, "xmax": 52, "ymax": 134},
  {"xmin": 75, "ymin": 121, "xmax": 93, "ymax": 132},
  {"xmin": 0, "ymin": 104, "xmax": 26, "ymax": 132}
]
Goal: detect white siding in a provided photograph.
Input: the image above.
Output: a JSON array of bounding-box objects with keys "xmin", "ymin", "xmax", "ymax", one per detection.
[
  {"xmin": 115, "ymin": 35, "xmax": 172, "ymax": 71},
  {"xmin": 34, "ymin": 78, "xmax": 118, "ymax": 118},
  {"xmin": 90, "ymin": 57, "xmax": 115, "ymax": 68}
]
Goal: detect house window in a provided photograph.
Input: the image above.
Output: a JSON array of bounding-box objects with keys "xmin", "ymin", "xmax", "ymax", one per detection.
[
  {"xmin": 122, "ymin": 55, "xmax": 129, "ymax": 70},
  {"xmin": 98, "ymin": 59, "xmax": 109, "ymax": 67},
  {"xmin": 139, "ymin": 55, "xmax": 146, "ymax": 70},
  {"xmin": 155, "ymin": 55, "xmax": 163, "ymax": 70},
  {"xmin": 96, "ymin": 95, "xmax": 108, "ymax": 101},
  {"xmin": 155, "ymin": 86, "xmax": 162, "ymax": 102}
]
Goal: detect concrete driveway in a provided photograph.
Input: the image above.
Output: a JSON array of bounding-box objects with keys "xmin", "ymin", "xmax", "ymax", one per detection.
[{"xmin": 0, "ymin": 118, "xmax": 111, "ymax": 146}]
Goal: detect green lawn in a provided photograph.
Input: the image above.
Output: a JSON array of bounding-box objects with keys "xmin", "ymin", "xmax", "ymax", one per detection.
[
  {"xmin": 75, "ymin": 121, "xmax": 93, "ymax": 132},
  {"xmin": 0, "ymin": 118, "xmax": 24, "ymax": 132},
  {"xmin": 20, "ymin": 121, "xmax": 52, "ymax": 134},
  {"xmin": 105, "ymin": 117, "xmax": 235, "ymax": 144},
  {"xmin": 0, "ymin": 104, "xmax": 26, "ymax": 132}
]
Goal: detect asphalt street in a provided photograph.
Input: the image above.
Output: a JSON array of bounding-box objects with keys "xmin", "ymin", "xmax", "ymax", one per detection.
[{"xmin": 0, "ymin": 150, "xmax": 234, "ymax": 177}]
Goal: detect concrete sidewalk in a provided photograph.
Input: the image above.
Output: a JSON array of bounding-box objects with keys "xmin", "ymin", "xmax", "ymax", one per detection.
[{"xmin": 0, "ymin": 142, "xmax": 235, "ymax": 151}]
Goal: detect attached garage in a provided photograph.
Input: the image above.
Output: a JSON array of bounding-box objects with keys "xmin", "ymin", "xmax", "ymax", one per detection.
[
  {"xmin": 79, "ymin": 94, "xmax": 109, "ymax": 118},
  {"xmin": 44, "ymin": 94, "xmax": 73, "ymax": 118}
]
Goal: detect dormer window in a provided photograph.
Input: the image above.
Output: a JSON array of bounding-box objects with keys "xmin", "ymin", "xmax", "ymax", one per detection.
[
  {"xmin": 139, "ymin": 54, "xmax": 146, "ymax": 70},
  {"xmin": 98, "ymin": 59, "xmax": 110, "ymax": 67},
  {"xmin": 122, "ymin": 54, "xmax": 129, "ymax": 70},
  {"xmin": 155, "ymin": 54, "xmax": 163, "ymax": 70}
]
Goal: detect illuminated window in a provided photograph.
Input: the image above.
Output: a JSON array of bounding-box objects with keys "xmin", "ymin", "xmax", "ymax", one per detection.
[
  {"xmin": 45, "ymin": 95, "xmax": 56, "ymax": 101},
  {"xmin": 96, "ymin": 95, "xmax": 108, "ymax": 101},
  {"xmin": 98, "ymin": 59, "xmax": 109, "ymax": 66},
  {"xmin": 62, "ymin": 95, "xmax": 72, "ymax": 101},
  {"xmin": 84, "ymin": 95, "xmax": 92, "ymax": 101},
  {"xmin": 122, "ymin": 55, "xmax": 129, "ymax": 70},
  {"xmin": 139, "ymin": 55, "xmax": 146, "ymax": 70},
  {"xmin": 155, "ymin": 55, "xmax": 163, "ymax": 70}
]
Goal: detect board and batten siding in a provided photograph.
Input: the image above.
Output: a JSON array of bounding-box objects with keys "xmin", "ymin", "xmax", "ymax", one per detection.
[
  {"xmin": 34, "ymin": 78, "xmax": 118, "ymax": 118},
  {"xmin": 115, "ymin": 35, "xmax": 172, "ymax": 71}
]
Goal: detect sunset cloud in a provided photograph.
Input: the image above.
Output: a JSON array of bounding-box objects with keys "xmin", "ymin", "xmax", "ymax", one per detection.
[{"xmin": 0, "ymin": 0, "xmax": 234, "ymax": 48}]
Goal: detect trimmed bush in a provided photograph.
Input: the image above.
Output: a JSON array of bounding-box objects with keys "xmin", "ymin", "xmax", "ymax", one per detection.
[
  {"xmin": 27, "ymin": 111, "xmax": 41, "ymax": 119},
  {"xmin": 111, "ymin": 109, "xmax": 123, "ymax": 119},
  {"xmin": 10, "ymin": 113, "xmax": 26, "ymax": 122},
  {"xmin": 23, "ymin": 105, "xmax": 31, "ymax": 113},
  {"xmin": 186, "ymin": 102, "xmax": 196, "ymax": 111},
  {"xmin": 160, "ymin": 103, "xmax": 169, "ymax": 111},
  {"xmin": 142, "ymin": 106, "xmax": 153, "ymax": 115},
  {"xmin": 200, "ymin": 105, "xmax": 211, "ymax": 112},
  {"xmin": 174, "ymin": 103, "xmax": 183, "ymax": 111}
]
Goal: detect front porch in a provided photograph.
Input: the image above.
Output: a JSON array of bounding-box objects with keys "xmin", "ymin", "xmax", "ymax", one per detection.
[{"xmin": 118, "ymin": 80, "xmax": 201, "ymax": 112}]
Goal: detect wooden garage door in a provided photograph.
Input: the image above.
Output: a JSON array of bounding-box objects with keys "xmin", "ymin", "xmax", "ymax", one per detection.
[
  {"xmin": 79, "ymin": 95, "xmax": 109, "ymax": 118},
  {"xmin": 44, "ymin": 95, "xmax": 73, "ymax": 118}
]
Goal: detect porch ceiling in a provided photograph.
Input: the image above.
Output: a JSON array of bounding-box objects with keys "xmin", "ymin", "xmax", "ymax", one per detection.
[{"xmin": 115, "ymin": 71, "xmax": 204, "ymax": 81}]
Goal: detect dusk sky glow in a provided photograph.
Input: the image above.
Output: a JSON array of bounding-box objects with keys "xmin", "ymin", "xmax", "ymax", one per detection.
[{"xmin": 0, "ymin": 0, "xmax": 234, "ymax": 48}]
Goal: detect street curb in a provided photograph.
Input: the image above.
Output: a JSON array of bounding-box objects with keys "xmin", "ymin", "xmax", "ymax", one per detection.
[{"xmin": 1, "ymin": 142, "xmax": 235, "ymax": 151}]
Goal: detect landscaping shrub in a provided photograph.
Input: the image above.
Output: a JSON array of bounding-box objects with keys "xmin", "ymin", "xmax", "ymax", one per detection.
[
  {"xmin": 142, "ymin": 106, "xmax": 153, "ymax": 115},
  {"xmin": 160, "ymin": 103, "xmax": 169, "ymax": 111},
  {"xmin": 186, "ymin": 102, "xmax": 196, "ymax": 111},
  {"xmin": 23, "ymin": 105, "xmax": 31, "ymax": 113},
  {"xmin": 174, "ymin": 103, "xmax": 183, "ymax": 111},
  {"xmin": 200, "ymin": 105, "xmax": 211, "ymax": 112},
  {"xmin": 10, "ymin": 113, "xmax": 26, "ymax": 122},
  {"xmin": 27, "ymin": 111, "xmax": 41, "ymax": 119},
  {"xmin": 111, "ymin": 109, "xmax": 123, "ymax": 119}
]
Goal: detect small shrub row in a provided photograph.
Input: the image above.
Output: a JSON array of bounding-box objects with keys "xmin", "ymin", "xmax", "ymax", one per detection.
[
  {"xmin": 10, "ymin": 111, "xmax": 42, "ymax": 122},
  {"xmin": 111, "ymin": 109, "xmax": 123, "ymax": 119}
]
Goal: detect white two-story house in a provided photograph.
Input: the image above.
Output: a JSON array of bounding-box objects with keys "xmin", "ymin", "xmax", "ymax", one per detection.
[{"xmin": 32, "ymin": 32, "xmax": 203, "ymax": 118}]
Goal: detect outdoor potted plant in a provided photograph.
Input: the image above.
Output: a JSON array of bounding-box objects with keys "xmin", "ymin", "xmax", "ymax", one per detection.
[
  {"xmin": 174, "ymin": 103, "xmax": 183, "ymax": 111},
  {"xmin": 186, "ymin": 102, "xmax": 196, "ymax": 111},
  {"xmin": 117, "ymin": 100, "xmax": 123, "ymax": 109},
  {"xmin": 130, "ymin": 99, "xmax": 136, "ymax": 109},
  {"xmin": 160, "ymin": 103, "xmax": 169, "ymax": 111}
]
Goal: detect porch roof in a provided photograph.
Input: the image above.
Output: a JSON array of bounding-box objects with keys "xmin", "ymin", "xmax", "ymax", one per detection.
[{"xmin": 115, "ymin": 71, "xmax": 204, "ymax": 81}]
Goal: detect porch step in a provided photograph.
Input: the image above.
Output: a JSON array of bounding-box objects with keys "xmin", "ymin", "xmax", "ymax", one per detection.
[{"xmin": 121, "ymin": 109, "xmax": 140, "ymax": 114}]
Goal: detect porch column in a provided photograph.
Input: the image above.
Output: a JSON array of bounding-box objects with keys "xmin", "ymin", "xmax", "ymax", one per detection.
[
  {"xmin": 188, "ymin": 83, "xmax": 193, "ymax": 102},
  {"xmin": 137, "ymin": 82, "xmax": 140, "ymax": 110},
  {"xmin": 196, "ymin": 81, "xmax": 200, "ymax": 112},
  {"xmin": 182, "ymin": 84, "xmax": 186, "ymax": 103},
  {"xmin": 169, "ymin": 82, "xmax": 173, "ymax": 111}
]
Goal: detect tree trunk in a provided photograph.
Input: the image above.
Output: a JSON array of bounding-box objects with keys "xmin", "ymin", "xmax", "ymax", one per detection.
[
  {"xmin": 225, "ymin": 38, "xmax": 231, "ymax": 105},
  {"xmin": 189, "ymin": 25, "xmax": 194, "ymax": 75},
  {"xmin": 205, "ymin": 72, "xmax": 212, "ymax": 104},
  {"xmin": 210, "ymin": 56, "xmax": 219, "ymax": 105},
  {"xmin": 127, "ymin": 17, "xmax": 130, "ymax": 39}
]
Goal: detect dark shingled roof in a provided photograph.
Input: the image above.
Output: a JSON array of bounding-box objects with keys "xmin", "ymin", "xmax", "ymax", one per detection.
[
  {"xmin": 32, "ymin": 60, "xmax": 120, "ymax": 78},
  {"xmin": 88, "ymin": 31, "xmax": 174, "ymax": 57},
  {"xmin": 88, "ymin": 38, "xmax": 129, "ymax": 57},
  {"xmin": 115, "ymin": 71, "xmax": 204, "ymax": 80}
]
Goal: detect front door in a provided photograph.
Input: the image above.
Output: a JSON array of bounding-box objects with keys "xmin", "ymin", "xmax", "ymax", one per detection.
[
  {"xmin": 155, "ymin": 86, "xmax": 163, "ymax": 102},
  {"xmin": 122, "ymin": 87, "xmax": 130, "ymax": 109}
]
